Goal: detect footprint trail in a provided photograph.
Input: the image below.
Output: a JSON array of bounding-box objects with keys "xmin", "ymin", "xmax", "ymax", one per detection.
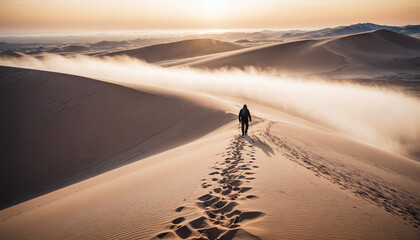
[{"xmin": 152, "ymin": 136, "xmax": 264, "ymax": 240}]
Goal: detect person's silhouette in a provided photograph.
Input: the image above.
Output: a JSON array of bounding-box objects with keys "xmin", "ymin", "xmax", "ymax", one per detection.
[{"xmin": 238, "ymin": 104, "xmax": 252, "ymax": 135}]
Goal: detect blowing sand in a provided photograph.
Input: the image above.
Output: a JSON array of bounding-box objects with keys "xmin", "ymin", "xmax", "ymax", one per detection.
[{"xmin": 0, "ymin": 66, "xmax": 419, "ymax": 240}]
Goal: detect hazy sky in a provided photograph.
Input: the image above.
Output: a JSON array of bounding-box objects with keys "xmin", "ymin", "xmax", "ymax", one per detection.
[{"xmin": 0, "ymin": 0, "xmax": 419, "ymax": 32}]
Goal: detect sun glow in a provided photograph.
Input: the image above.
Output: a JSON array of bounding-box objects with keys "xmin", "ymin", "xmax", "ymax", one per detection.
[
  {"xmin": 0, "ymin": 0, "xmax": 419, "ymax": 32},
  {"xmin": 196, "ymin": 0, "xmax": 230, "ymax": 19}
]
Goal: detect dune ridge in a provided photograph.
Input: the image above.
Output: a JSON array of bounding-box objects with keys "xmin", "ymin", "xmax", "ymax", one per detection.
[
  {"xmin": 103, "ymin": 38, "xmax": 244, "ymax": 63},
  {"xmin": 0, "ymin": 50, "xmax": 24, "ymax": 58}
]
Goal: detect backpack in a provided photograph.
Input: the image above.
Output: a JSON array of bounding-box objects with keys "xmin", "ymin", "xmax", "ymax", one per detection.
[{"xmin": 240, "ymin": 108, "xmax": 248, "ymax": 118}]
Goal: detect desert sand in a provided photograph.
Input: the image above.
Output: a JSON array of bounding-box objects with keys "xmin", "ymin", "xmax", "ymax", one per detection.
[{"xmin": 0, "ymin": 65, "xmax": 419, "ymax": 240}]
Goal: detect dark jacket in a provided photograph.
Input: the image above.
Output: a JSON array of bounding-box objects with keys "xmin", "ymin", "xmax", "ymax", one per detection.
[{"xmin": 238, "ymin": 107, "xmax": 251, "ymax": 122}]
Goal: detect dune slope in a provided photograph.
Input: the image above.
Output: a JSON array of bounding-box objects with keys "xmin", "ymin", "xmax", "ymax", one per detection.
[
  {"xmin": 104, "ymin": 38, "xmax": 244, "ymax": 63},
  {"xmin": 0, "ymin": 105, "xmax": 419, "ymax": 240},
  {"xmin": 0, "ymin": 50, "xmax": 24, "ymax": 58},
  {"xmin": 0, "ymin": 66, "xmax": 233, "ymax": 209},
  {"xmin": 184, "ymin": 30, "xmax": 420, "ymax": 74}
]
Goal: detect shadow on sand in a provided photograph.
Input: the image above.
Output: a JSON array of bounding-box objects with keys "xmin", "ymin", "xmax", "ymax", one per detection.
[{"xmin": 243, "ymin": 135, "xmax": 274, "ymax": 157}]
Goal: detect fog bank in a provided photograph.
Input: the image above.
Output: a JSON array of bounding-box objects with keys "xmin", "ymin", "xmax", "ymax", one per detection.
[{"xmin": 1, "ymin": 55, "xmax": 419, "ymax": 160}]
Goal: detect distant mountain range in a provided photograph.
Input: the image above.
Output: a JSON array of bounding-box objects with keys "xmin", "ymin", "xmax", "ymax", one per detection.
[{"xmin": 281, "ymin": 23, "xmax": 420, "ymax": 39}]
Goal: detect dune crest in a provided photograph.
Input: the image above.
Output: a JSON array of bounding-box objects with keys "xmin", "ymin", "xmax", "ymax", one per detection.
[{"xmin": 104, "ymin": 38, "xmax": 244, "ymax": 63}]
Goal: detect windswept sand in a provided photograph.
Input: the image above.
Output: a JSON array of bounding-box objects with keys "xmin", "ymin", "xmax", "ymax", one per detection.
[{"xmin": 0, "ymin": 67, "xmax": 419, "ymax": 239}]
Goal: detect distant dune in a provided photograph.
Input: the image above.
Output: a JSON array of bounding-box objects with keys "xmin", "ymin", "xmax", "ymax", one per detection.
[
  {"xmin": 281, "ymin": 23, "xmax": 420, "ymax": 40},
  {"xmin": 89, "ymin": 40, "xmax": 129, "ymax": 48},
  {"xmin": 0, "ymin": 50, "xmax": 24, "ymax": 58},
  {"xmin": 0, "ymin": 66, "xmax": 232, "ymax": 209},
  {"xmin": 235, "ymin": 39, "xmax": 253, "ymax": 43},
  {"xmin": 46, "ymin": 45, "xmax": 90, "ymax": 53},
  {"xmin": 104, "ymin": 38, "xmax": 244, "ymax": 63},
  {"xmin": 182, "ymin": 30, "xmax": 420, "ymax": 74},
  {"xmin": 61, "ymin": 45, "xmax": 90, "ymax": 52}
]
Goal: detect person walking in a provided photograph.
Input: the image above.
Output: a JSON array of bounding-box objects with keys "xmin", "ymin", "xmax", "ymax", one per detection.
[{"xmin": 238, "ymin": 104, "xmax": 252, "ymax": 136}]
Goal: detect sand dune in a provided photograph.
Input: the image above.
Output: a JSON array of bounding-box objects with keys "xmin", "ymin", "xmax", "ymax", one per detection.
[
  {"xmin": 0, "ymin": 50, "xmax": 24, "ymax": 58},
  {"xmin": 104, "ymin": 39, "xmax": 244, "ymax": 63},
  {"xmin": 0, "ymin": 66, "xmax": 232, "ymax": 209},
  {"xmin": 0, "ymin": 65, "xmax": 419, "ymax": 239},
  {"xmin": 194, "ymin": 39, "xmax": 345, "ymax": 73},
  {"xmin": 45, "ymin": 45, "xmax": 90, "ymax": 54},
  {"xmin": 180, "ymin": 30, "xmax": 420, "ymax": 75},
  {"xmin": 1, "ymin": 93, "xmax": 419, "ymax": 239},
  {"xmin": 1, "ymin": 38, "xmax": 420, "ymax": 239}
]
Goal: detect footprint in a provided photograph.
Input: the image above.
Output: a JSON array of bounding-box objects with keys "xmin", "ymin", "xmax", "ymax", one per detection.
[
  {"xmin": 240, "ymin": 187, "xmax": 252, "ymax": 193},
  {"xmin": 171, "ymin": 217, "xmax": 185, "ymax": 224},
  {"xmin": 213, "ymin": 202, "xmax": 238, "ymax": 214},
  {"xmin": 152, "ymin": 231, "xmax": 176, "ymax": 239},
  {"xmin": 205, "ymin": 210, "xmax": 217, "ymax": 220},
  {"xmin": 212, "ymin": 200, "xmax": 228, "ymax": 209},
  {"xmin": 199, "ymin": 227, "xmax": 224, "ymax": 240},
  {"xmin": 175, "ymin": 225, "xmax": 192, "ymax": 239},
  {"xmin": 245, "ymin": 195, "xmax": 258, "ymax": 199},
  {"xmin": 198, "ymin": 194, "xmax": 213, "ymax": 201},
  {"xmin": 230, "ymin": 180, "xmax": 242, "ymax": 186},
  {"xmin": 175, "ymin": 206, "xmax": 185, "ymax": 212},
  {"xmin": 197, "ymin": 196, "xmax": 221, "ymax": 208},
  {"xmin": 238, "ymin": 211, "xmax": 264, "ymax": 223},
  {"xmin": 222, "ymin": 189, "xmax": 231, "ymax": 195},
  {"xmin": 226, "ymin": 210, "xmax": 242, "ymax": 218},
  {"xmin": 189, "ymin": 216, "xmax": 210, "ymax": 229}
]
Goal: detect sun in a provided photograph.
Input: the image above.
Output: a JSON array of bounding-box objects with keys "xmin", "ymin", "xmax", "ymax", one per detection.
[{"xmin": 197, "ymin": 0, "xmax": 228, "ymax": 19}]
